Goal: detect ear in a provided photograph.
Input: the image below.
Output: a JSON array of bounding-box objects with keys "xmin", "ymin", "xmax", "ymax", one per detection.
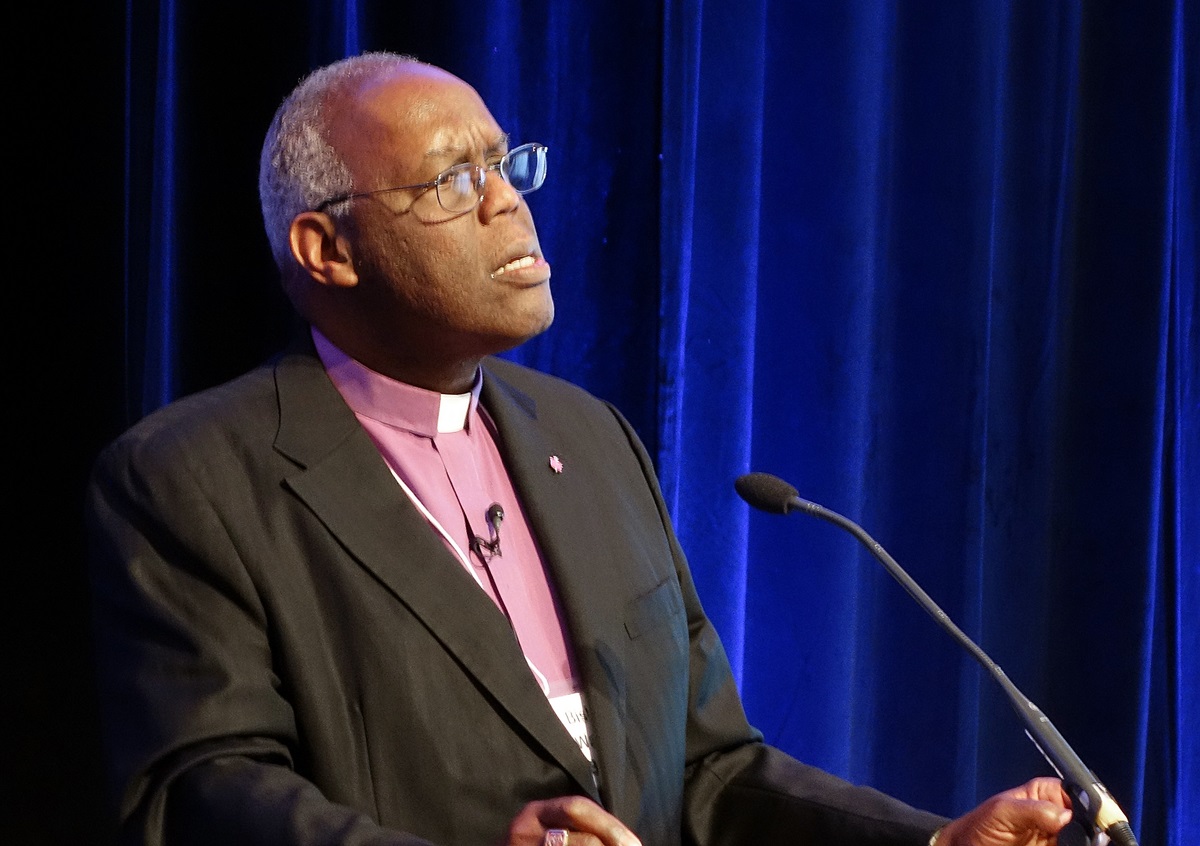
[{"xmin": 289, "ymin": 212, "xmax": 359, "ymax": 289}]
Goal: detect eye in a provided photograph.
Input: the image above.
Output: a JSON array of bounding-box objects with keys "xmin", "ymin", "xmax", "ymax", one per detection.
[{"xmin": 443, "ymin": 165, "xmax": 478, "ymax": 194}]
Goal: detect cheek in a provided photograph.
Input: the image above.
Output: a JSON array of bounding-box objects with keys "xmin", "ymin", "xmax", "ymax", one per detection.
[
  {"xmin": 363, "ymin": 228, "xmax": 442, "ymax": 292},
  {"xmin": 351, "ymin": 216, "xmax": 497, "ymax": 320},
  {"xmin": 390, "ymin": 241, "xmax": 489, "ymax": 322},
  {"xmin": 389, "ymin": 225, "xmax": 487, "ymax": 286}
]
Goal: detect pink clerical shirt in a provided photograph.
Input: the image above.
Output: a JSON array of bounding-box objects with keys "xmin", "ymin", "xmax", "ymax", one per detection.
[{"xmin": 312, "ymin": 330, "xmax": 584, "ymax": 710}]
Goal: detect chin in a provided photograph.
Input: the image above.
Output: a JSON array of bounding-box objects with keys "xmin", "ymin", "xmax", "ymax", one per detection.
[
  {"xmin": 534, "ymin": 302, "xmax": 555, "ymax": 334},
  {"xmin": 489, "ymin": 311, "xmax": 555, "ymax": 355},
  {"xmin": 517, "ymin": 297, "xmax": 555, "ymax": 337}
]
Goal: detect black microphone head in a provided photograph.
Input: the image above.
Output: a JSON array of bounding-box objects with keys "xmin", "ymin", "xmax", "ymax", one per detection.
[{"xmin": 735, "ymin": 472, "xmax": 800, "ymax": 514}]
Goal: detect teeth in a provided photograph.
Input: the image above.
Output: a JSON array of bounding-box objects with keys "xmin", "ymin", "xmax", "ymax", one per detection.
[{"xmin": 493, "ymin": 255, "xmax": 537, "ymax": 277}]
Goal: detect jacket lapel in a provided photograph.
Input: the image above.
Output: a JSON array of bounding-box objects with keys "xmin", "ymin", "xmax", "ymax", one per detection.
[
  {"xmin": 269, "ymin": 350, "xmax": 601, "ymax": 797},
  {"xmin": 480, "ymin": 367, "xmax": 631, "ymax": 812}
]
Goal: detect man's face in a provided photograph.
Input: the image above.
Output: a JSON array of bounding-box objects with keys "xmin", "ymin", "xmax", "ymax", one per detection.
[{"xmin": 327, "ymin": 65, "xmax": 554, "ymax": 375}]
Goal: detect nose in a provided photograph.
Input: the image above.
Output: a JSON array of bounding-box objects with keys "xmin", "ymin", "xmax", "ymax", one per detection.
[{"xmin": 478, "ymin": 168, "xmax": 521, "ymax": 222}]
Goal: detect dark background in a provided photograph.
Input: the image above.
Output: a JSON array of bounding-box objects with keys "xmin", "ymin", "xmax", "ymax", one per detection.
[{"xmin": 10, "ymin": 2, "xmax": 1196, "ymax": 844}]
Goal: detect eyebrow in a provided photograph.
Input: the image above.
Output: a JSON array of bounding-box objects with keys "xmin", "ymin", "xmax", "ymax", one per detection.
[{"xmin": 425, "ymin": 133, "xmax": 511, "ymax": 161}]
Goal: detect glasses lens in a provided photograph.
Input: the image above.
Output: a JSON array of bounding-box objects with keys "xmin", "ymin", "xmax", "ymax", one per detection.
[
  {"xmin": 502, "ymin": 144, "xmax": 548, "ymax": 194},
  {"xmin": 437, "ymin": 164, "xmax": 485, "ymax": 212}
]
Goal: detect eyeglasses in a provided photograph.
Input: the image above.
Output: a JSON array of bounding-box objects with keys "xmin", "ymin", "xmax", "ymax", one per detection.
[{"xmin": 315, "ymin": 142, "xmax": 548, "ymax": 214}]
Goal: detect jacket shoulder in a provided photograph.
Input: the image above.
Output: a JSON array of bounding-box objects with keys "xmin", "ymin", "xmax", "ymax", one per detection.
[{"xmin": 89, "ymin": 357, "xmax": 301, "ymax": 484}]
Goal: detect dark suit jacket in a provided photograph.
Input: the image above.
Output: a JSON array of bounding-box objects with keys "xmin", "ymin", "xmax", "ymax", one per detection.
[{"xmin": 86, "ymin": 345, "xmax": 946, "ymax": 846}]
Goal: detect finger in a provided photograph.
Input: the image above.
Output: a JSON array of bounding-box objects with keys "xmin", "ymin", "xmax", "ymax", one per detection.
[
  {"xmin": 1019, "ymin": 776, "xmax": 1072, "ymax": 807},
  {"xmin": 515, "ymin": 797, "xmax": 641, "ymax": 846},
  {"xmin": 1006, "ymin": 797, "xmax": 1074, "ymax": 834},
  {"xmin": 537, "ymin": 797, "xmax": 641, "ymax": 846}
]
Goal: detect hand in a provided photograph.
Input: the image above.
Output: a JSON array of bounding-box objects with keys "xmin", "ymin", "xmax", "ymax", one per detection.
[
  {"xmin": 936, "ymin": 777, "xmax": 1073, "ymax": 846},
  {"xmin": 502, "ymin": 796, "xmax": 642, "ymax": 846}
]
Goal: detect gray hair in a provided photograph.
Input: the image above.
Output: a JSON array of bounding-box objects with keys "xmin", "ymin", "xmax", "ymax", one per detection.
[{"xmin": 258, "ymin": 51, "xmax": 422, "ymax": 270}]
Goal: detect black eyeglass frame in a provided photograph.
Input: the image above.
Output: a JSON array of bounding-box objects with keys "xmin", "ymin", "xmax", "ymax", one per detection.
[{"xmin": 313, "ymin": 142, "xmax": 548, "ymax": 214}]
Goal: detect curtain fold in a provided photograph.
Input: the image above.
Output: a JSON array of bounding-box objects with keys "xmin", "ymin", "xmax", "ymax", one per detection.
[
  {"xmin": 659, "ymin": 1, "xmax": 1196, "ymax": 841},
  {"xmin": 36, "ymin": 1, "xmax": 1192, "ymax": 844},
  {"xmin": 659, "ymin": 0, "xmax": 770, "ymax": 683}
]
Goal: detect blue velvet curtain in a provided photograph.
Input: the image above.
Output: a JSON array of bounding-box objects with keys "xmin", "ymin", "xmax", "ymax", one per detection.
[{"xmin": 25, "ymin": 0, "xmax": 1194, "ymax": 844}]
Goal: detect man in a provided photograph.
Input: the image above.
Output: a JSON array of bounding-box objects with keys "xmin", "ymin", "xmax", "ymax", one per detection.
[{"xmin": 87, "ymin": 51, "xmax": 1072, "ymax": 846}]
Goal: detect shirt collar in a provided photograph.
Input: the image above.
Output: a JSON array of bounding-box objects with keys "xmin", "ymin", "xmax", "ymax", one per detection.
[{"xmin": 311, "ymin": 327, "xmax": 482, "ymax": 436}]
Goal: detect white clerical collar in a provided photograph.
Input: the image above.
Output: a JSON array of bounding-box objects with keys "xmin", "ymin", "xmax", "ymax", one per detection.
[{"xmin": 436, "ymin": 391, "xmax": 472, "ymax": 433}]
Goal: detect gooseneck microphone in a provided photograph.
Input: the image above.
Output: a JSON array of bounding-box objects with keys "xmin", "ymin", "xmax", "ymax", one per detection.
[{"xmin": 734, "ymin": 471, "xmax": 1138, "ymax": 846}]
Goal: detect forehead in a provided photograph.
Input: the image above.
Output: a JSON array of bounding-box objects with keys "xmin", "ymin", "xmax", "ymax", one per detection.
[{"xmin": 334, "ymin": 66, "xmax": 505, "ymax": 176}]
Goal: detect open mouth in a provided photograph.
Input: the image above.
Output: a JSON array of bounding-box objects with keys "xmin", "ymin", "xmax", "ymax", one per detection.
[{"xmin": 492, "ymin": 255, "xmax": 539, "ymax": 277}]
